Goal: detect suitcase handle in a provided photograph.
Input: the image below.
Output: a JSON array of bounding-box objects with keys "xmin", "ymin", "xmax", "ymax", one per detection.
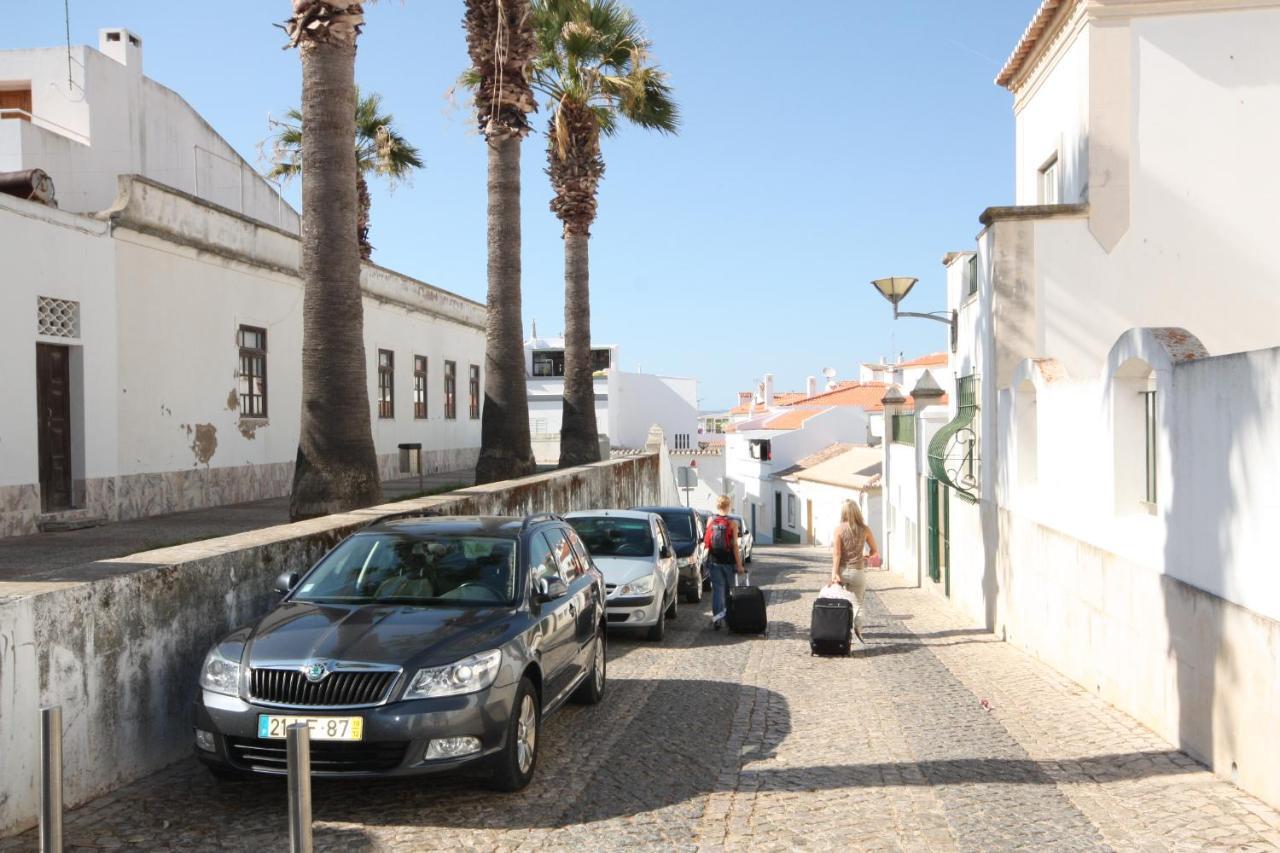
[{"xmin": 734, "ymin": 572, "xmax": 750, "ymax": 587}]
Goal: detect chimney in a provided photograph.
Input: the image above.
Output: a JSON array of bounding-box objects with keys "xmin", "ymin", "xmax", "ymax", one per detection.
[
  {"xmin": 763, "ymin": 373, "xmax": 774, "ymax": 407},
  {"xmin": 99, "ymin": 29, "xmax": 143, "ymax": 74},
  {"xmin": 806, "ymin": 376, "xmax": 817, "ymax": 397},
  {"xmin": 738, "ymin": 391, "xmax": 752, "ymax": 405}
]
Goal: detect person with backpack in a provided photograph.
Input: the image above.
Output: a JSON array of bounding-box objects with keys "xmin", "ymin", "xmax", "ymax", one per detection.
[
  {"xmin": 830, "ymin": 499, "xmax": 881, "ymax": 642},
  {"xmin": 703, "ymin": 494, "xmax": 745, "ymax": 630}
]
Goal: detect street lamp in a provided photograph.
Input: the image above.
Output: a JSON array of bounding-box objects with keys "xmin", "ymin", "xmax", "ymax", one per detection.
[{"xmin": 870, "ymin": 277, "xmax": 957, "ymax": 352}]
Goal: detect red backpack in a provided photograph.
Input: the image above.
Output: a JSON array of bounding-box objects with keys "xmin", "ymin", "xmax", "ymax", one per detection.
[{"xmin": 705, "ymin": 515, "xmax": 735, "ymax": 561}]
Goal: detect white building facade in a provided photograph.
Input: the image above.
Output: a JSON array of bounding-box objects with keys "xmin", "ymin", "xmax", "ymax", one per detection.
[
  {"xmin": 0, "ymin": 32, "xmax": 484, "ymax": 537},
  {"xmin": 881, "ymin": 0, "xmax": 1280, "ymax": 811},
  {"xmin": 524, "ymin": 336, "xmax": 699, "ymax": 460}
]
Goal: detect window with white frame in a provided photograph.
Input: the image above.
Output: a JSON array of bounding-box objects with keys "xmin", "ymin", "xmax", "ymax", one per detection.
[{"xmin": 1038, "ymin": 153, "xmax": 1060, "ymax": 205}]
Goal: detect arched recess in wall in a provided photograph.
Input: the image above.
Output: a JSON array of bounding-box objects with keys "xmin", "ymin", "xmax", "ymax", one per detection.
[
  {"xmin": 1111, "ymin": 357, "xmax": 1157, "ymax": 514},
  {"xmin": 1103, "ymin": 327, "xmax": 1209, "ymax": 519},
  {"xmin": 1009, "ymin": 358, "xmax": 1066, "ymax": 501}
]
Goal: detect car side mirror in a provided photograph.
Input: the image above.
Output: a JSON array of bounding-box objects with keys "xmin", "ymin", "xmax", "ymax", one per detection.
[
  {"xmin": 534, "ymin": 576, "xmax": 568, "ymax": 603},
  {"xmin": 274, "ymin": 571, "xmax": 300, "ymax": 595},
  {"xmin": 659, "ymin": 545, "xmax": 672, "ymax": 559}
]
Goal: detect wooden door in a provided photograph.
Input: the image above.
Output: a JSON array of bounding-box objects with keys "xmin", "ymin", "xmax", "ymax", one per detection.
[
  {"xmin": 36, "ymin": 344, "xmax": 73, "ymax": 511},
  {"xmin": 805, "ymin": 500, "xmax": 814, "ymax": 544}
]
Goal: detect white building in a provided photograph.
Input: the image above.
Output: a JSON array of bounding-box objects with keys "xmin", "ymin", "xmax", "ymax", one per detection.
[
  {"xmin": 881, "ymin": 0, "xmax": 1280, "ymax": 811},
  {"xmin": 1, "ymin": 29, "xmax": 296, "ymax": 229},
  {"xmin": 0, "ymin": 31, "xmax": 484, "ymax": 538},
  {"xmin": 775, "ymin": 444, "xmax": 882, "ymax": 547},
  {"xmin": 722, "ymin": 374, "xmax": 890, "ymax": 543},
  {"xmin": 524, "ymin": 335, "xmax": 699, "ymax": 461}
]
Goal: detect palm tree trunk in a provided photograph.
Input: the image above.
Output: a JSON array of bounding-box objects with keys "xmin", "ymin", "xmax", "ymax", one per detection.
[
  {"xmin": 475, "ymin": 135, "xmax": 536, "ymax": 484},
  {"xmin": 558, "ymin": 231, "xmax": 601, "ymax": 467},
  {"xmin": 357, "ymin": 170, "xmax": 372, "ymax": 260},
  {"xmin": 289, "ymin": 33, "xmax": 382, "ymax": 519}
]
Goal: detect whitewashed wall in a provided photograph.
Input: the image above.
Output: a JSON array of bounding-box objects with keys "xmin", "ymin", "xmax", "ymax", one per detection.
[
  {"xmin": 613, "ymin": 371, "xmax": 698, "ymax": 450},
  {"xmin": 0, "ymin": 177, "xmax": 483, "ymax": 535},
  {"xmin": 0, "ymin": 33, "xmax": 297, "ymax": 230}
]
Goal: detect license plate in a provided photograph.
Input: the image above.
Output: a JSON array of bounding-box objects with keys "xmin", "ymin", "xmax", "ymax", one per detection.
[{"xmin": 257, "ymin": 715, "xmax": 363, "ymax": 741}]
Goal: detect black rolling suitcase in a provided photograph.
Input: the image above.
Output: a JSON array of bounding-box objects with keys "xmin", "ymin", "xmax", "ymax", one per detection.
[
  {"xmin": 726, "ymin": 573, "xmax": 767, "ymax": 635},
  {"xmin": 810, "ymin": 598, "xmax": 853, "ymax": 656}
]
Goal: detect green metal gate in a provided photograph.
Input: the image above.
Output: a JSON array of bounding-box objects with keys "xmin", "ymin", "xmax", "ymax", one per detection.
[{"xmin": 926, "ymin": 478, "xmax": 950, "ymax": 595}]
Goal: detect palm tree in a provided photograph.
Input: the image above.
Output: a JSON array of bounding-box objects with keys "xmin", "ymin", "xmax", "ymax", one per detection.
[
  {"xmin": 282, "ymin": 1, "xmax": 383, "ymax": 519},
  {"xmin": 530, "ymin": 0, "xmax": 678, "ymax": 467},
  {"xmin": 268, "ymin": 90, "xmax": 423, "ymax": 260},
  {"xmin": 464, "ymin": 0, "xmax": 540, "ymax": 484}
]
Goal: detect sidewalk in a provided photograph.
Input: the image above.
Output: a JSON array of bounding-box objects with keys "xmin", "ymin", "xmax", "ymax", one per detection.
[{"xmin": 0, "ymin": 469, "xmax": 474, "ymax": 589}]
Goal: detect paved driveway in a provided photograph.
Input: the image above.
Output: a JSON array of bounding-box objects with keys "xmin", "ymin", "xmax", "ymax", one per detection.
[{"xmin": 4, "ymin": 546, "xmax": 1277, "ymax": 851}]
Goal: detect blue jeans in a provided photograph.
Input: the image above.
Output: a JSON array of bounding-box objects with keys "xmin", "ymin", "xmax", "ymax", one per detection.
[{"xmin": 708, "ymin": 560, "xmax": 737, "ymax": 620}]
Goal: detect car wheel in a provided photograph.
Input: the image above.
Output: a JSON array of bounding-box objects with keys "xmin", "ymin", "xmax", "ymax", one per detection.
[
  {"xmin": 646, "ymin": 597, "xmax": 667, "ymax": 642},
  {"xmin": 666, "ymin": 587, "xmax": 678, "ymax": 620},
  {"xmin": 489, "ymin": 678, "xmax": 540, "ymax": 792},
  {"xmin": 572, "ymin": 627, "xmax": 606, "ymax": 705}
]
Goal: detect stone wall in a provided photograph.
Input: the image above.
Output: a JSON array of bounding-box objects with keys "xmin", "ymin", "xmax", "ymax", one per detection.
[{"xmin": 0, "ymin": 449, "xmax": 676, "ymax": 837}]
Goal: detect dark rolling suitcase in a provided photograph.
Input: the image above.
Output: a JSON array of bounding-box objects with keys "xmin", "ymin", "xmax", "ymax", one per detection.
[
  {"xmin": 811, "ymin": 598, "xmax": 853, "ymax": 656},
  {"xmin": 726, "ymin": 573, "xmax": 767, "ymax": 634}
]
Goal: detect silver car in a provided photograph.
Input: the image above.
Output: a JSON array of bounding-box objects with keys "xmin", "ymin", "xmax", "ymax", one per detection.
[
  {"xmin": 731, "ymin": 514, "xmax": 754, "ymax": 563},
  {"xmin": 564, "ymin": 510, "xmax": 680, "ymax": 641}
]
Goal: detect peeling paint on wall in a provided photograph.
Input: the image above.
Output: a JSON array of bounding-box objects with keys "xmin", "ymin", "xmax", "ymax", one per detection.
[
  {"xmin": 226, "ymin": 390, "xmax": 239, "ymax": 411},
  {"xmin": 238, "ymin": 419, "xmax": 265, "ymax": 440},
  {"xmin": 190, "ymin": 424, "xmax": 217, "ymax": 466}
]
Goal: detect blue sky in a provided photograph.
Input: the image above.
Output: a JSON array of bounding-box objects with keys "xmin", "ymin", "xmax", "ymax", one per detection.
[{"xmin": 7, "ymin": 1, "xmax": 1039, "ymax": 410}]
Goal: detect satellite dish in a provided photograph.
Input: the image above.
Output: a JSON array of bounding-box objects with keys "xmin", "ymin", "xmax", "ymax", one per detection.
[{"xmin": 821, "ymin": 367, "xmax": 837, "ymax": 379}]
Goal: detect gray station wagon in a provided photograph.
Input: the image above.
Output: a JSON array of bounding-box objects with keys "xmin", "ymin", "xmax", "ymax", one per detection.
[{"xmin": 193, "ymin": 514, "xmax": 606, "ymax": 791}]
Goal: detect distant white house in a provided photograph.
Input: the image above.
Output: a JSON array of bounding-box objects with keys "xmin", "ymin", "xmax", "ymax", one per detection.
[
  {"xmin": 879, "ymin": 0, "xmax": 1280, "ymax": 813},
  {"xmin": 0, "ymin": 29, "xmax": 484, "ymax": 537},
  {"xmin": 524, "ymin": 335, "xmax": 698, "ymax": 461},
  {"xmin": 776, "ymin": 444, "xmax": 882, "ymax": 548}
]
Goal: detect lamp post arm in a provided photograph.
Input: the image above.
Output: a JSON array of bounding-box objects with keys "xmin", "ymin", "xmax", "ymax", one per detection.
[
  {"xmin": 893, "ymin": 308, "xmax": 954, "ymax": 325},
  {"xmin": 891, "ymin": 306, "xmax": 958, "ymax": 353}
]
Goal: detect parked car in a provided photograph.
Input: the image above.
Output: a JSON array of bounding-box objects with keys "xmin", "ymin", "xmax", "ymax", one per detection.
[
  {"xmin": 631, "ymin": 505, "xmax": 708, "ymax": 603},
  {"xmin": 193, "ymin": 514, "xmax": 606, "ymax": 791},
  {"xmin": 732, "ymin": 514, "xmax": 754, "ymax": 564},
  {"xmin": 564, "ymin": 510, "xmax": 679, "ymax": 641}
]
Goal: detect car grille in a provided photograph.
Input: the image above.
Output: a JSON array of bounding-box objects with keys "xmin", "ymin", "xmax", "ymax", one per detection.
[
  {"xmin": 606, "ymin": 612, "xmax": 628, "ymax": 622},
  {"xmin": 227, "ymin": 737, "xmax": 408, "ymax": 774},
  {"xmin": 250, "ymin": 668, "xmax": 398, "ymax": 708}
]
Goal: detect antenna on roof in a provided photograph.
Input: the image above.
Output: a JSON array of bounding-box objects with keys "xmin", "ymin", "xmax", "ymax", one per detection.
[{"xmin": 821, "ymin": 367, "xmax": 836, "ymax": 379}]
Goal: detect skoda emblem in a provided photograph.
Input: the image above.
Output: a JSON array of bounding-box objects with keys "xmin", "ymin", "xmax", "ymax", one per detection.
[{"xmin": 303, "ymin": 660, "xmax": 333, "ymax": 683}]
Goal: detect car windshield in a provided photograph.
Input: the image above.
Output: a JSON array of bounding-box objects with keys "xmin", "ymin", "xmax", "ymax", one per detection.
[
  {"xmin": 655, "ymin": 510, "xmax": 695, "ymax": 542},
  {"xmin": 292, "ymin": 533, "xmax": 517, "ymax": 606},
  {"xmin": 567, "ymin": 516, "xmax": 655, "ymax": 559}
]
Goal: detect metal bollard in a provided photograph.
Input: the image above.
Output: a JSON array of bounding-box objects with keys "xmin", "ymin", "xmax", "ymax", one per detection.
[
  {"xmin": 39, "ymin": 705, "xmax": 63, "ymax": 853},
  {"xmin": 286, "ymin": 723, "xmax": 313, "ymax": 853}
]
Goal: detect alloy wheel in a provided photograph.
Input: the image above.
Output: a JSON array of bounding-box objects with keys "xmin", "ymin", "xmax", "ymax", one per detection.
[
  {"xmin": 593, "ymin": 634, "xmax": 606, "ymax": 692},
  {"xmin": 515, "ymin": 694, "xmax": 537, "ymax": 775}
]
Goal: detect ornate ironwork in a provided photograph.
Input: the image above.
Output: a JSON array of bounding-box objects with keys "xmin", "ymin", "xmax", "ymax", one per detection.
[{"xmin": 927, "ymin": 376, "xmax": 980, "ymax": 503}]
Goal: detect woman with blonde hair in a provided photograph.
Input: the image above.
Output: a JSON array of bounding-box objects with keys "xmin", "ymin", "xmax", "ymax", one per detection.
[{"xmin": 830, "ymin": 499, "xmax": 880, "ymax": 642}]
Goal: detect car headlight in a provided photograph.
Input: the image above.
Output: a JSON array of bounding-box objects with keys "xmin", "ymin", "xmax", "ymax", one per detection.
[
  {"xmin": 616, "ymin": 575, "xmax": 655, "ymax": 596},
  {"xmin": 405, "ymin": 650, "xmax": 502, "ymax": 700},
  {"xmin": 199, "ymin": 646, "xmax": 242, "ymax": 697}
]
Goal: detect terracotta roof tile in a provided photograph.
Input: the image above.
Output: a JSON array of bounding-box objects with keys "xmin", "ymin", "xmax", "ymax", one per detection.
[
  {"xmin": 996, "ymin": 0, "xmax": 1075, "ymax": 89},
  {"xmin": 898, "ymin": 352, "xmax": 949, "ymax": 368},
  {"xmin": 783, "ymin": 381, "xmax": 890, "ymax": 411},
  {"xmin": 773, "ymin": 443, "xmax": 856, "ymax": 478}
]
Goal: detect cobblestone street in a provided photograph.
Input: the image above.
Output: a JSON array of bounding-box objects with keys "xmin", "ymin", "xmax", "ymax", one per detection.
[{"xmin": 6, "ymin": 546, "xmax": 1278, "ymax": 852}]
